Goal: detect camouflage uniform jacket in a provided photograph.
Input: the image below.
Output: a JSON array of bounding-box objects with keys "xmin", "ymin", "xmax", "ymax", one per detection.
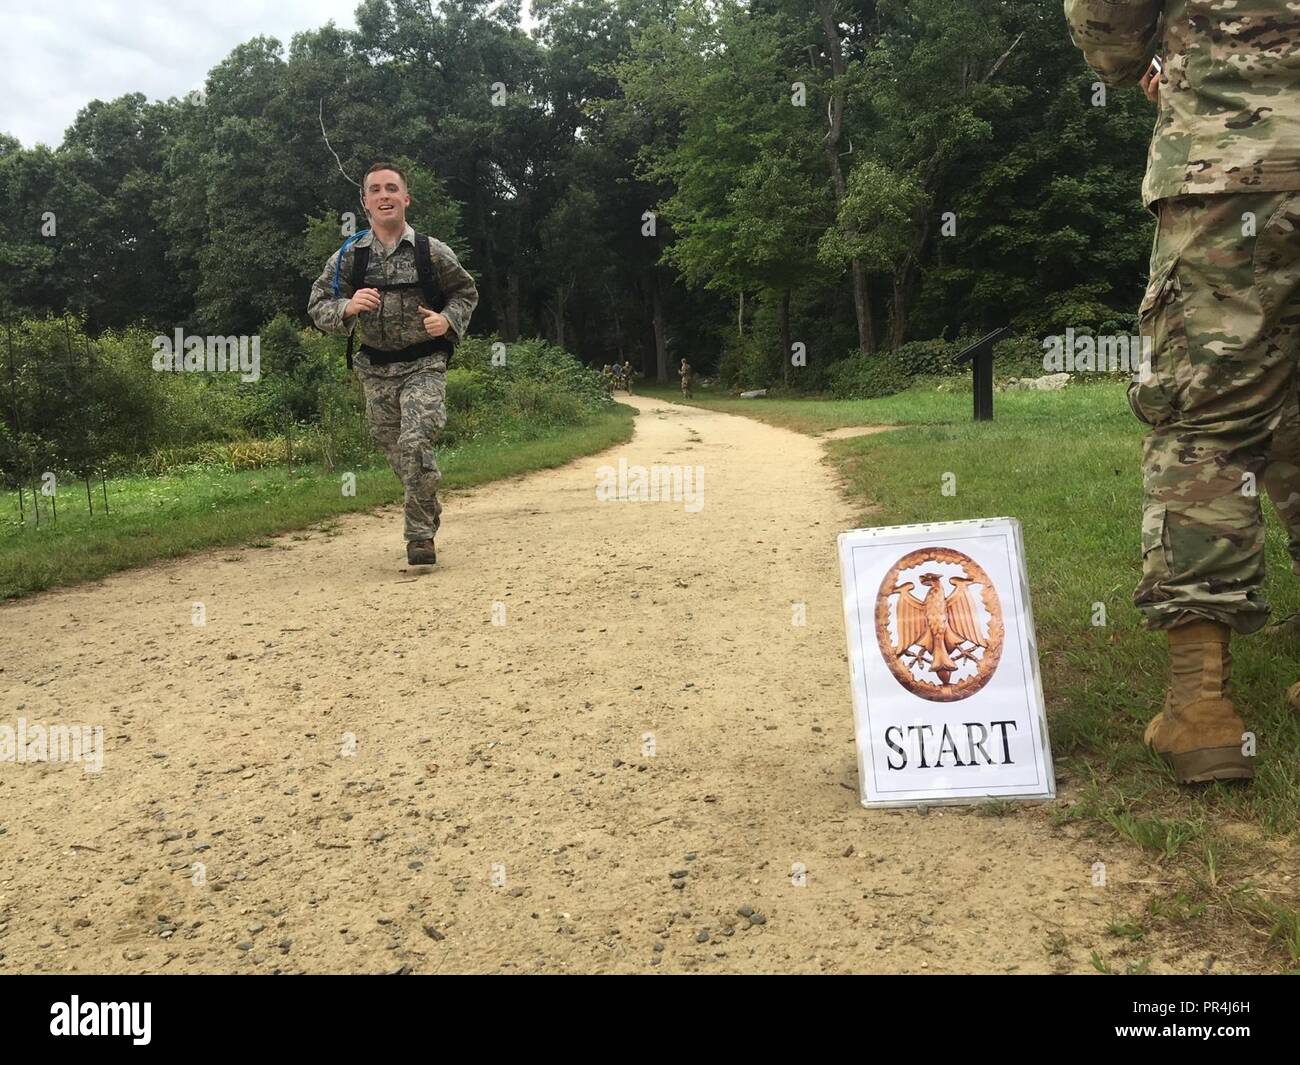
[
  {"xmin": 307, "ymin": 222, "xmax": 479, "ymax": 377},
  {"xmin": 1064, "ymin": 1, "xmax": 1300, "ymax": 207}
]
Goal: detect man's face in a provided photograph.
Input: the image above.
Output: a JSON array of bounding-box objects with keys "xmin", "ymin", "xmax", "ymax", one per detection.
[{"xmin": 364, "ymin": 169, "xmax": 410, "ymax": 227}]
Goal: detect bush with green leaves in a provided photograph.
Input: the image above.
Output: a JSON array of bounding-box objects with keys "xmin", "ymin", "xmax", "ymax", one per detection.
[
  {"xmin": 821, "ymin": 333, "xmax": 1083, "ymax": 399},
  {"xmin": 1, "ymin": 317, "xmax": 179, "ymax": 483},
  {"xmin": 452, "ymin": 335, "xmax": 612, "ymax": 409},
  {"xmin": 717, "ymin": 332, "xmax": 775, "ymax": 391},
  {"xmin": 0, "ymin": 315, "xmax": 611, "ymax": 480},
  {"xmin": 442, "ymin": 366, "xmax": 506, "ymax": 447},
  {"xmin": 826, "ymin": 349, "xmax": 912, "ymax": 399},
  {"xmin": 992, "ymin": 335, "xmax": 1053, "ymax": 379},
  {"xmin": 886, "ymin": 338, "xmax": 963, "ymax": 378}
]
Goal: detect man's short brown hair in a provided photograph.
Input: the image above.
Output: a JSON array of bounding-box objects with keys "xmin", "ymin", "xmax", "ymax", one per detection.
[{"xmin": 362, "ymin": 161, "xmax": 408, "ymax": 189}]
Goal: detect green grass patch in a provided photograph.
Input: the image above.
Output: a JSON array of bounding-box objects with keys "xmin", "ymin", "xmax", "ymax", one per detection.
[
  {"xmin": 818, "ymin": 380, "xmax": 1300, "ymax": 838},
  {"xmin": 1106, "ymin": 918, "xmax": 1147, "ymax": 941},
  {"xmin": 0, "ymin": 404, "xmax": 635, "ymax": 600}
]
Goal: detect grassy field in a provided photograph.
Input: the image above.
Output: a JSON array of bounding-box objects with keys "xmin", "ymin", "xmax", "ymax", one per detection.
[
  {"xmin": 0, "ymin": 404, "xmax": 636, "ymax": 601},
  {"xmin": 644, "ymin": 379, "xmax": 1300, "ymax": 970}
]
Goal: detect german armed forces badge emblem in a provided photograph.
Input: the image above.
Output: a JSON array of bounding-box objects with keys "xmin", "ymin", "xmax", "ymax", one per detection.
[{"xmin": 875, "ymin": 546, "xmax": 1003, "ymax": 702}]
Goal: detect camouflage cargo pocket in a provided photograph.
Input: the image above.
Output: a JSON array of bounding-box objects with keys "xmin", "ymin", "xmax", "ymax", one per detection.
[
  {"xmin": 1129, "ymin": 255, "xmax": 1183, "ymax": 427},
  {"xmin": 1138, "ymin": 502, "xmax": 1171, "ymax": 591}
]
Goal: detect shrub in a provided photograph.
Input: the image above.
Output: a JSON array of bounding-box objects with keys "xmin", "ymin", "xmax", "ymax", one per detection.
[
  {"xmin": 506, "ymin": 379, "xmax": 583, "ymax": 426},
  {"xmin": 993, "ymin": 335, "xmax": 1056, "ymax": 379},
  {"xmin": 316, "ymin": 377, "xmax": 371, "ymax": 469},
  {"xmin": 444, "ymin": 366, "xmax": 497, "ymax": 418},
  {"xmin": 717, "ymin": 332, "xmax": 773, "ymax": 391},
  {"xmin": 0, "ymin": 314, "xmax": 610, "ymax": 480},
  {"xmin": 888, "ymin": 338, "xmax": 962, "ymax": 377},
  {"xmin": 826, "ymin": 349, "xmax": 912, "ymax": 399},
  {"xmin": 453, "ymin": 335, "xmax": 611, "ymax": 409}
]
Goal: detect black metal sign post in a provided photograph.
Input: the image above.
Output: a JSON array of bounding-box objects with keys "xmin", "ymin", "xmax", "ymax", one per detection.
[{"xmin": 954, "ymin": 326, "xmax": 1012, "ymax": 422}]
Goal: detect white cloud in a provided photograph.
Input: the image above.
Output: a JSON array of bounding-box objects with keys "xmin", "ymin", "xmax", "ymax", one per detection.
[{"xmin": 1, "ymin": 1, "xmax": 363, "ymax": 148}]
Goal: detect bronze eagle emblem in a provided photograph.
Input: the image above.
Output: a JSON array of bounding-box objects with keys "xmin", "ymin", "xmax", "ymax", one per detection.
[{"xmin": 890, "ymin": 571, "xmax": 988, "ymax": 688}]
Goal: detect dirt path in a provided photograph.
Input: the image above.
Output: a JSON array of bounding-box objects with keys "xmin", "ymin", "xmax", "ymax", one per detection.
[{"xmin": 0, "ymin": 395, "xmax": 1215, "ymax": 973}]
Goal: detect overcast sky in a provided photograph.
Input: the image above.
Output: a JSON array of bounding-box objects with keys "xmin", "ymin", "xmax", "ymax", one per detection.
[{"xmin": 3, "ymin": 1, "xmax": 535, "ymax": 149}]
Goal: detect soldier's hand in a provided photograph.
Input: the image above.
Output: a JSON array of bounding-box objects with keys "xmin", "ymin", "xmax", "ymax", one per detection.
[
  {"xmin": 345, "ymin": 288, "xmax": 382, "ymax": 318},
  {"xmin": 418, "ymin": 306, "xmax": 450, "ymax": 338},
  {"xmin": 1140, "ymin": 58, "xmax": 1162, "ymax": 104}
]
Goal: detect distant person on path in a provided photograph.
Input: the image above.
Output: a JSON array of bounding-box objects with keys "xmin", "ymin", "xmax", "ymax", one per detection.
[
  {"xmin": 679, "ymin": 358, "xmax": 693, "ymax": 398},
  {"xmin": 1064, "ymin": 1, "xmax": 1300, "ymax": 782},
  {"xmin": 308, "ymin": 161, "xmax": 478, "ymax": 568}
]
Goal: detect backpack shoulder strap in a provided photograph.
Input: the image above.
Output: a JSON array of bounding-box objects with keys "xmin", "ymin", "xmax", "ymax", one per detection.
[
  {"xmin": 349, "ymin": 243, "xmax": 371, "ymax": 295},
  {"xmin": 331, "ymin": 229, "xmax": 372, "ymax": 298},
  {"xmin": 331, "ymin": 229, "xmax": 371, "ymax": 372},
  {"xmin": 414, "ymin": 234, "xmax": 445, "ymax": 312}
]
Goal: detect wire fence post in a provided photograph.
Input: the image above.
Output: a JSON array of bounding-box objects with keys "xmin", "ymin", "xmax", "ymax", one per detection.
[{"xmin": 6, "ymin": 318, "xmax": 24, "ymax": 525}]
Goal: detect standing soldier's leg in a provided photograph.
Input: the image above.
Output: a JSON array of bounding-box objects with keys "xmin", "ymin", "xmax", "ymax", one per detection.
[
  {"xmin": 1131, "ymin": 191, "xmax": 1300, "ymax": 781},
  {"xmin": 396, "ymin": 369, "xmax": 447, "ymax": 545}
]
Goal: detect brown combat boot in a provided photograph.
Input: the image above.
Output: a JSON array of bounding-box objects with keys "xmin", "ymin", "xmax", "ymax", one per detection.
[
  {"xmin": 1143, "ymin": 620, "xmax": 1253, "ymax": 783},
  {"xmin": 406, "ymin": 539, "xmax": 437, "ymax": 566}
]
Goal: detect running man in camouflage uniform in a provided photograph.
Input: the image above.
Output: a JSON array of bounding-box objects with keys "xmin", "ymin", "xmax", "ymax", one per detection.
[
  {"xmin": 1065, "ymin": 1, "xmax": 1300, "ymax": 782},
  {"xmin": 308, "ymin": 162, "xmax": 478, "ymax": 567},
  {"xmin": 679, "ymin": 358, "xmax": 693, "ymax": 398}
]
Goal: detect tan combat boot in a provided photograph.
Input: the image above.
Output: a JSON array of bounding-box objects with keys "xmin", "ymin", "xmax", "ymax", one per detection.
[{"xmin": 1143, "ymin": 620, "xmax": 1253, "ymax": 783}]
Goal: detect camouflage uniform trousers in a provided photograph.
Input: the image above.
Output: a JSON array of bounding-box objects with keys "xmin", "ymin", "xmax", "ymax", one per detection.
[
  {"xmin": 358, "ymin": 363, "xmax": 448, "ymax": 542},
  {"xmin": 1132, "ymin": 190, "xmax": 1300, "ymax": 633}
]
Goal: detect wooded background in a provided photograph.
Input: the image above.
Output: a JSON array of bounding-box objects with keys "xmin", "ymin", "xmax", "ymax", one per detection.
[{"xmin": 1, "ymin": 0, "xmax": 1155, "ymax": 390}]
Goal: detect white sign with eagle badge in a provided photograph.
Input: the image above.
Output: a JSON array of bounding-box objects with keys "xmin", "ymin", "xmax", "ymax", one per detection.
[{"xmin": 837, "ymin": 517, "xmax": 1054, "ymax": 808}]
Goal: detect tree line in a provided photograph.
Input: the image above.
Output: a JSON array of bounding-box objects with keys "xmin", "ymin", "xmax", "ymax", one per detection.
[{"xmin": 0, "ymin": 0, "xmax": 1156, "ymax": 389}]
